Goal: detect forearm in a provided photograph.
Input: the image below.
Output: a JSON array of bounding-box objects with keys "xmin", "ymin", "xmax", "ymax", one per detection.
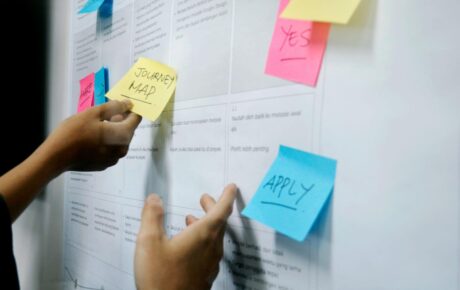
[
  {"xmin": 0, "ymin": 101, "xmax": 140, "ymax": 222},
  {"xmin": 0, "ymin": 141, "xmax": 66, "ymax": 222}
]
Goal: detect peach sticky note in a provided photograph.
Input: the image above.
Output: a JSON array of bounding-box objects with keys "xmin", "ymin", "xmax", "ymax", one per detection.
[
  {"xmin": 106, "ymin": 57, "xmax": 176, "ymax": 122},
  {"xmin": 265, "ymin": 0, "xmax": 331, "ymax": 87},
  {"xmin": 281, "ymin": 0, "xmax": 362, "ymax": 24},
  {"xmin": 78, "ymin": 73, "xmax": 95, "ymax": 113}
]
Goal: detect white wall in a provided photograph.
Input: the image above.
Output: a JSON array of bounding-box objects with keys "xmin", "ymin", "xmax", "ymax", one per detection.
[
  {"xmin": 318, "ymin": 0, "xmax": 460, "ymax": 289},
  {"xmin": 11, "ymin": 0, "xmax": 460, "ymax": 289}
]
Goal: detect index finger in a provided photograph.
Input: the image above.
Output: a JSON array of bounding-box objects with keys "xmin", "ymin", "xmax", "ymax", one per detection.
[{"xmin": 205, "ymin": 184, "xmax": 237, "ymax": 227}]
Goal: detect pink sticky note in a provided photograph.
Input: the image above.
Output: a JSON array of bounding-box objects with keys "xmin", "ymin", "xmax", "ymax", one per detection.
[
  {"xmin": 78, "ymin": 73, "xmax": 95, "ymax": 113},
  {"xmin": 265, "ymin": 0, "xmax": 331, "ymax": 86}
]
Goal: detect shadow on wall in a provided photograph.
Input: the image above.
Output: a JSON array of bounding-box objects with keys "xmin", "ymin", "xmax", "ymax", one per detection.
[
  {"xmin": 95, "ymin": 0, "xmax": 114, "ymax": 35},
  {"xmin": 144, "ymin": 95, "xmax": 176, "ymax": 211},
  {"xmin": 222, "ymin": 190, "xmax": 333, "ymax": 289},
  {"xmin": 224, "ymin": 191, "xmax": 265, "ymax": 289},
  {"xmin": 275, "ymin": 193, "xmax": 334, "ymax": 289},
  {"xmin": 327, "ymin": 0, "xmax": 379, "ymax": 62}
]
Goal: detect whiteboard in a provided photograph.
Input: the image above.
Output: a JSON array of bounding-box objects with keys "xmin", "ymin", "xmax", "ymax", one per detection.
[{"xmin": 13, "ymin": 0, "xmax": 459, "ymax": 289}]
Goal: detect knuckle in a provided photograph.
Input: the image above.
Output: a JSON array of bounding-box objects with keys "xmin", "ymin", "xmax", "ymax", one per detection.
[
  {"xmin": 136, "ymin": 231, "xmax": 156, "ymax": 245},
  {"xmin": 119, "ymin": 146, "xmax": 129, "ymax": 157},
  {"xmin": 109, "ymin": 158, "xmax": 119, "ymax": 166},
  {"xmin": 200, "ymin": 194, "xmax": 207, "ymax": 205},
  {"xmin": 121, "ymin": 131, "xmax": 133, "ymax": 144},
  {"xmin": 115, "ymin": 132, "xmax": 128, "ymax": 144},
  {"xmin": 198, "ymin": 226, "xmax": 213, "ymax": 242},
  {"xmin": 210, "ymin": 215, "xmax": 227, "ymax": 228},
  {"xmin": 151, "ymin": 203, "xmax": 164, "ymax": 216},
  {"xmin": 145, "ymin": 200, "xmax": 164, "ymax": 217},
  {"xmin": 185, "ymin": 215, "xmax": 194, "ymax": 225},
  {"xmin": 96, "ymin": 104, "xmax": 106, "ymax": 117}
]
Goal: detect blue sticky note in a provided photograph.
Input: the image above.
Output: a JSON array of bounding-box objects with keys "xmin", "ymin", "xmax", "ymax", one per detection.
[
  {"xmin": 94, "ymin": 67, "xmax": 108, "ymax": 106},
  {"xmin": 79, "ymin": 0, "xmax": 105, "ymax": 14},
  {"xmin": 242, "ymin": 145, "xmax": 337, "ymax": 242},
  {"xmin": 99, "ymin": 0, "xmax": 113, "ymax": 18},
  {"xmin": 104, "ymin": 67, "xmax": 109, "ymax": 92}
]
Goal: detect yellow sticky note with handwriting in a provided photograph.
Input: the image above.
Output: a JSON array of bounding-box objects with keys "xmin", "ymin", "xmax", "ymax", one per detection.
[
  {"xmin": 106, "ymin": 57, "xmax": 177, "ymax": 122},
  {"xmin": 281, "ymin": 0, "xmax": 362, "ymax": 24}
]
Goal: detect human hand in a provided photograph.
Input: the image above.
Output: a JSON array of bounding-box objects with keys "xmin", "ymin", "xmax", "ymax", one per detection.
[
  {"xmin": 134, "ymin": 184, "xmax": 238, "ymax": 290},
  {"xmin": 43, "ymin": 100, "xmax": 142, "ymax": 172}
]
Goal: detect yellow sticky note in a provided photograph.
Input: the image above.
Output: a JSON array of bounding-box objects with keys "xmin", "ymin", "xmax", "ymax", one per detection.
[
  {"xmin": 281, "ymin": 0, "xmax": 362, "ymax": 24},
  {"xmin": 106, "ymin": 57, "xmax": 177, "ymax": 121}
]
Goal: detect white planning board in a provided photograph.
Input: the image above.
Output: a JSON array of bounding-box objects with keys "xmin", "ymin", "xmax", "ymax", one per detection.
[{"xmin": 63, "ymin": 0, "xmax": 460, "ymax": 289}]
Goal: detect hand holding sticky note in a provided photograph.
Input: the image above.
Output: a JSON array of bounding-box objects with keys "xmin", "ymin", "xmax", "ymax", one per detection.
[
  {"xmin": 242, "ymin": 145, "xmax": 337, "ymax": 242},
  {"xmin": 106, "ymin": 58, "xmax": 177, "ymax": 122}
]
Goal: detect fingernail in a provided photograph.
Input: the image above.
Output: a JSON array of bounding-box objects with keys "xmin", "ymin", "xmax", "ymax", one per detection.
[{"xmin": 147, "ymin": 194, "xmax": 162, "ymax": 206}]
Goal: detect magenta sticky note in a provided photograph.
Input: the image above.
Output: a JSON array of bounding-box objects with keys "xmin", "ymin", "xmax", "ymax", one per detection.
[
  {"xmin": 265, "ymin": 0, "xmax": 331, "ymax": 87},
  {"xmin": 78, "ymin": 73, "xmax": 95, "ymax": 113}
]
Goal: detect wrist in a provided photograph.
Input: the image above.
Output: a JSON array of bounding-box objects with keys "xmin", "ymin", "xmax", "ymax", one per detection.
[{"xmin": 35, "ymin": 136, "xmax": 75, "ymax": 177}]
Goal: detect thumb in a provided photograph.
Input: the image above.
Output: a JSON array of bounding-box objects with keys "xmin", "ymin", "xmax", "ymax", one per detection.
[
  {"xmin": 139, "ymin": 194, "xmax": 166, "ymax": 242},
  {"xmin": 99, "ymin": 100, "xmax": 133, "ymax": 121}
]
